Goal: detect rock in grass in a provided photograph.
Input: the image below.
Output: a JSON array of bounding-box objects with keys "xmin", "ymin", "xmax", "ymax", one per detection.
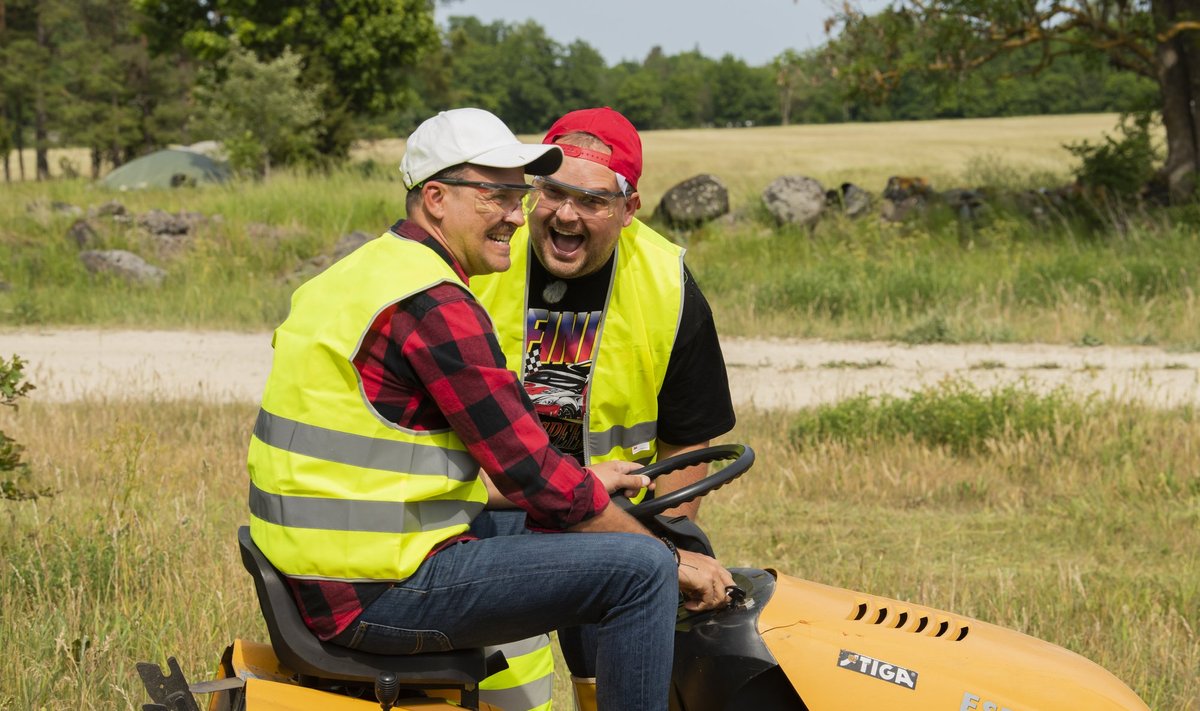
[
  {"xmin": 655, "ymin": 174, "xmax": 730, "ymax": 227},
  {"xmin": 79, "ymin": 250, "xmax": 166, "ymax": 286},
  {"xmin": 67, "ymin": 219, "xmax": 99, "ymax": 248},
  {"xmin": 139, "ymin": 209, "xmax": 198, "ymax": 236},
  {"xmin": 87, "ymin": 200, "xmax": 127, "ymax": 218},
  {"xmin": 825, "ymin": 182, "xmax": 872, "ymax": 218},
  {"xmin": 762, "ymin": 175, "xmax": 825, "ymax": 229}
]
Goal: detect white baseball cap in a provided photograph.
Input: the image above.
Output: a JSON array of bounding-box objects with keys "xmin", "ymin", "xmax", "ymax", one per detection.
[{"xmin": 399, "ymin": 108, "xmax": 564, "ymax": 189}]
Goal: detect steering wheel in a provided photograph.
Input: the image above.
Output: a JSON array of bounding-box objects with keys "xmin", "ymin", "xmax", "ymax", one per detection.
[{"xmin": 617, "ymin": 443, "xmax": 754, "ymax": 520}]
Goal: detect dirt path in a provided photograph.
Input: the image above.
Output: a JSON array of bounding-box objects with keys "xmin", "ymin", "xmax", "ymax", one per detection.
[{"xmin": 3, "ymin": 329, "xmax": 1199, "ymax": 409}]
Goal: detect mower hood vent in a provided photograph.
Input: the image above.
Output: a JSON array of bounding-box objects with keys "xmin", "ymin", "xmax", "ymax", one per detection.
[{"xmin": 849, "ymin": 599, "xmax": 970, "ymax": 641}]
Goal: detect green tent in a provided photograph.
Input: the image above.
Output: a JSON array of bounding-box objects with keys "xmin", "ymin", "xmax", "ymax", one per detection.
[{"xmin": 101, "ymin": 148, "xmax": 231, "ymax": 190}]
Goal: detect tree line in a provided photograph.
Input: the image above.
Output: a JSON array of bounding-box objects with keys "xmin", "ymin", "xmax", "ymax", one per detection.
[{"xmin": 0, "ymin": 0, "xmax": 1161, "ymax": 181}]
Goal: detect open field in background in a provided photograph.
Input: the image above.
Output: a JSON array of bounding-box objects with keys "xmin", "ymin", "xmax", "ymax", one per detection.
[
  {"xmin": 2, "ymin": 146, "xmax": 94, "ymax": 182},
  {"xmin": 0, "ymin": 112, "xmax": 1139, "ymax": 205},
  {"xmin": 1, "ymin": 389, "xmax": 1197, "ymax": 709},
  {"xmin": 3, "ymin": 113, "xmax": 1198, "ymax": 346},
  {"xmin": 352, "ymin": 113, "xmax": 1130, "ymax": 208}
]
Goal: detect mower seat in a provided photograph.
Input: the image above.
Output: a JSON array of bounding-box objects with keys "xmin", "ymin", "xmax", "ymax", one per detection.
[{"xmin": 237, "ymin": 527, "xmax": 505, "ymax": 705}]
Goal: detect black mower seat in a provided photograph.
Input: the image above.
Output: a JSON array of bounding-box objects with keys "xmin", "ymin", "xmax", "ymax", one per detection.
[{"xmin": 236, "ymin": 526, "xmax": 505, "ymax": 697}]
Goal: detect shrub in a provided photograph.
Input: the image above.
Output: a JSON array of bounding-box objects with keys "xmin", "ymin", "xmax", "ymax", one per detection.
[
  {"xmin": 0, "ymin": 355, "xmax": 48, "ymax": 501},
  {"xmin": 789, "ymin": 380, "xmax": 1089, "ymax": 455},
  {"xmin": 1065, "ymin": 112, "xmax": 1161, "ymax": 202}
]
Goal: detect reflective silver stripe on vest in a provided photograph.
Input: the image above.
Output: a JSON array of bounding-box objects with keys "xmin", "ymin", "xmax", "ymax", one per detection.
[
  {"xmin": 479, "ymin": 672, "xmax": 553, "ymax": 710},
  {"xmin": 485, "ymin": 635, "xmax": 550, "ymax": 660},
  {"xmin": 249, "ymin": 481, "xmax": 483, "ymax": 533},
  {"xmin": 254, "ymin": 409, "xmax": 477, "ymax": 482},
  {"xmin": 588, "ymin": 420, "xmax": 657, "ymax": 456}
]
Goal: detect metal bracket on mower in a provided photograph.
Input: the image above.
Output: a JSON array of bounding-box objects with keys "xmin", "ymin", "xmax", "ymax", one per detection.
[{"xmin": 137, "ymin": 657, "xmax": 200, "ymax": 711}]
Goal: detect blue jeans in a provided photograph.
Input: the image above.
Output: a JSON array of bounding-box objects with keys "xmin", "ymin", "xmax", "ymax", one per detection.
[
  {"xmin": 472, "ymin": 512, "xmax": 605, "ymax": 680},
  {"xmin": 339, "ymin": 524, "xmax": 678, "ymax": 710}
]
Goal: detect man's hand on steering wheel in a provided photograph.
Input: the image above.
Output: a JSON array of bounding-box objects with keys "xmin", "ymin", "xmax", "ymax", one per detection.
[
  {"xmin": 616, "ymin": 444, "xmax": 755, "ymax": 520},
  {"xmin": 587, "ymin": 460, "xmax": 653, "ymax": 498}
]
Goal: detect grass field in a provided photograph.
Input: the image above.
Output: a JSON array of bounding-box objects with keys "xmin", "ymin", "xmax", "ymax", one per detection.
[
  {"xmin": 353, "ymin": 113, "xmax": 1125, "ymax": 207},
  {"xmin": 1, "ymin": 387, "xmax": 1197, "ymax": 709},
  {"xmin": 3, "ymin": 114, "xmax": 1197, "ymax": 709},
  {"xmin": 5, "ymin": 113, "xmax": 1198, "ymax": 347}
]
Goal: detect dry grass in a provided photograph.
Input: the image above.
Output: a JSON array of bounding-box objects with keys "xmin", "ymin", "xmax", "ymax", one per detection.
[
  {"xmin": 2, "ymin": 147, "xmax": 95, "ymax": 181},
  {"xmin": 2, "ymin": 392, "xmax": 1197, "ymax": 709},
  {"xmin": 351, "ymin": 113, "xmax": 1128, "ymax": 207}
]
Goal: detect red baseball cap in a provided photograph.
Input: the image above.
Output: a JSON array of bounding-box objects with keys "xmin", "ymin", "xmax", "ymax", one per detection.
[{"xmin": 543, "ymin": 107, "xmax": 642, "ymax": 190}]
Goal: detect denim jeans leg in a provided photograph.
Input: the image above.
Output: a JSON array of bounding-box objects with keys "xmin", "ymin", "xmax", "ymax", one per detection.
[
  {"xmin": 557, "ymin": 623, "xmax": 599, "ymax": 678},
  {"xmin": 467, "ymin": 509, "xmax": 529, "ymax": 538},
  {"xmin": 342, "ymin": 531, "xmax": 677, "ymax": 711}
]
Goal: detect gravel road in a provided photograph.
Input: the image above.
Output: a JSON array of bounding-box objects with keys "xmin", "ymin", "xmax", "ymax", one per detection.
[{"xmin": 3, "ymin": 329, "xmax": 1199, "ymax": 409}]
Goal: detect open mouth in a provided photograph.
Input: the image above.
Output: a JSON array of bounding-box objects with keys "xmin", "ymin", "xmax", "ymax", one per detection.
[
  {"xmin": 549, "ymin": 225, "xmax": 585, "ymax": 255},
  {"xmin": 487, "ymin": 231, "xmax": 514, "ymax": 244}
]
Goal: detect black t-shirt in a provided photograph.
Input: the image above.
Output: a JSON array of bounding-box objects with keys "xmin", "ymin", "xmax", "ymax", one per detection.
[{"xmin": 523, "ymin": 250, "xmax": 736, "ymax": 462}]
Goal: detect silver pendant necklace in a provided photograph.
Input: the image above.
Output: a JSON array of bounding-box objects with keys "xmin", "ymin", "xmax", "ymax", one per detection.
[{"xmin": 542, "ymin": 279, "xmax": 567, "ymax": 304}]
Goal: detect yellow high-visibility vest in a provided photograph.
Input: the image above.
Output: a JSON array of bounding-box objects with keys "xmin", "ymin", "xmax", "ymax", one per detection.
[
  {"xmin": 248, "ymin": 233, "xmax": 487, "ymax": 581},
  {"xmin": 472, "ymin": 218, "xmax": 684, "ymax": 466}
]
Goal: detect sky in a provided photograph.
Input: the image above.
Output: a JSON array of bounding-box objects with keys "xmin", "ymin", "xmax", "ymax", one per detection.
[{"xmin": 434, "ymin": 0, "xmax": 889, "ymax": 67}]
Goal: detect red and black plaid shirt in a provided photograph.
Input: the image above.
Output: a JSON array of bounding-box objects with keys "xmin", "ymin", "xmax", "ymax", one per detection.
[{"xmin": 287, "ymin": 220, "xmax": 610, "ymax": 639}]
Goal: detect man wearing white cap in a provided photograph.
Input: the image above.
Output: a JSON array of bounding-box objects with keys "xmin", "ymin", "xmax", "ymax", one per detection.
[{"xmin": 247, "ymin": 108, "xmax": 734, "ymax": 711}]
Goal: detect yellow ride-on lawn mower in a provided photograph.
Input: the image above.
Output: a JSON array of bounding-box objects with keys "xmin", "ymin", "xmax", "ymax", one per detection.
[{"xmin": 138, "ymin": 444, "xmax": 1150, "ymax": 711}]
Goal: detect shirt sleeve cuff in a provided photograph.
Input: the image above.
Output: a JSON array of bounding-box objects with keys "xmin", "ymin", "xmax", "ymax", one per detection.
[{"xmin": 526, "ymin": 467, "xmax": 612, "ymax": 531}]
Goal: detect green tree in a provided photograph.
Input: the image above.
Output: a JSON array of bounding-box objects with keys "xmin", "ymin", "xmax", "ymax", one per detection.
[
  {"xmin": 611, "ymin": 62, "xmax": 666, "ymax": 129},
  {"xmin": 55, "ymin": 0, "xmax": 191, "ymax": 175},
  {"xmin": 773, "ymin": 49, "xmax": 807, "ymax": 125},
  {"xmin": 135, "ymin": 0, "xmax": 439, "ymax": 158},
  {"xmin": 443, "ymin": 16, "xmax": 569, "ymax": 133},
  {"xmin": 827, "ymin": 1, "xmax": 1200, "ymax": 201},
  {"xmin": 559, "ymin": 40, "xmax": 609, "ymax": 114},
  {"xmin": 0, "ymin": 355, "xmax": 38, "ymax": 500},
  {"xmin": 0, "ymin": 0, "xmax": 62, "ymax": 180},
  {"xmin": 708, "ymin": 54, "xmax": 776, "ymax": 127},
  {"xmin": 193, "ymin": 41, "xmax": 321, "ymax": 177}
]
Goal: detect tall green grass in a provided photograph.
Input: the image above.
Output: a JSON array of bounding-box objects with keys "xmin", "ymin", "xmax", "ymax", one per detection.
[
  {"xmin": 688, "ymin": 205, "xmax": 1200, "ymax": 346},
  {"xmin": 2, "ymin": 385, "xmax": 1197, "ymax": 708},
  {"xmin": 5, "ymin": 167, "xmax": 1199, "ymax": 347},
  {"xmin": 0, "ymin": 170, "xmax": 405, "ymax": 328}
]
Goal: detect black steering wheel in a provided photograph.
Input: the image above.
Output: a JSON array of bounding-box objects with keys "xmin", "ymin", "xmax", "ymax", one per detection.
[{"xmin": 618, "ymin": 443, "xmax": 755, "ymax": 520}]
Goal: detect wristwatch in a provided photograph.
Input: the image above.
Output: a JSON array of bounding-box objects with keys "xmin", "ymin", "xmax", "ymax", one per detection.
[{"xmin": 658, "ymin": 536, "xmax": 680, "ymax": 565}]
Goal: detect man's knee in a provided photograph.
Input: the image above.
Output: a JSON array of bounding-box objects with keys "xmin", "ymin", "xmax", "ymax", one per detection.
[{"xmin": 619, "ymin": 535, "xmax": 678, "ymax": 589}]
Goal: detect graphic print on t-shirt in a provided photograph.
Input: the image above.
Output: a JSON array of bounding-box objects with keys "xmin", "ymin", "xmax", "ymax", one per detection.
[{"xmin": 523, "ymin": 307, "xmax": 602, "ymax": 460}]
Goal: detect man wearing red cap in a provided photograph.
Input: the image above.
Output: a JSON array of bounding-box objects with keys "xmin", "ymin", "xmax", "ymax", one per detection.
[{"xmin": 472, "ymin": 107, "xmax": 737, "ymax": 709}]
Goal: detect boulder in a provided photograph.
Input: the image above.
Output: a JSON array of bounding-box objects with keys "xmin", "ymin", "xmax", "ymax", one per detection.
[
  {"xmin": 67, "ymin": 219, "xmax": 99, "ymax": 248},
  {"xmin": 881, "ymin": 196, "xmax": 926, "ymax": 223},
  {"xmin": 881, "ymin": 176, "xmax": 934, "ymax": 222},
  {"xmin": 762, "ymin": 175, "xmax": 825, "ymax": 228},
  {"xmin": 79, "ymin": 250, "xmax": 166, "ymax": 286},
  {"xmin": 939, "ymin": 188, "xmax": 987, "ymax": 220},
  {"xmin": 825, "ymin": 182, "xmax": 872, "ymax": 218},
  {"xmin": 87, "ymin": 200, "xmax": 127, "ymax": 218},
  {"xmin": 138, "ymin": 209, "xmax": 205, "ymax": 236},
  {"xmin": 883, "ymin": 176, "xmax": 933, "ymax": 202},
  {"xmin": 655, "ymin": 174, "xmax": 730, "ymax": 227}
]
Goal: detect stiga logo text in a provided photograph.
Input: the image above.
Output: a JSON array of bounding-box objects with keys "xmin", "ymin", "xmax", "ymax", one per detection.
[{"xmin": 837, "ymin": 650, "xmax": 918, "ymax": 690}]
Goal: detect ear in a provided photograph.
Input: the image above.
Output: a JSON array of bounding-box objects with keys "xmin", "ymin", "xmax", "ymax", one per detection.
[
  {"xmin": 621, "ymin": 192, "xmax": 641, "ymax": 228},
  {"xmin": 423, "ymin": 183, "xmax": 448, "ymax": 220}
]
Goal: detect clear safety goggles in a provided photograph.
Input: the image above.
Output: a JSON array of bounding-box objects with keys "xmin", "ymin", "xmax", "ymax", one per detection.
[
  {"xmin": 429, "ymin": 178, "xmax": 542, "ymax": 215},
  {"xmin": 532, "ymin": 175, "xmax": 629, "ymax": 219}
]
